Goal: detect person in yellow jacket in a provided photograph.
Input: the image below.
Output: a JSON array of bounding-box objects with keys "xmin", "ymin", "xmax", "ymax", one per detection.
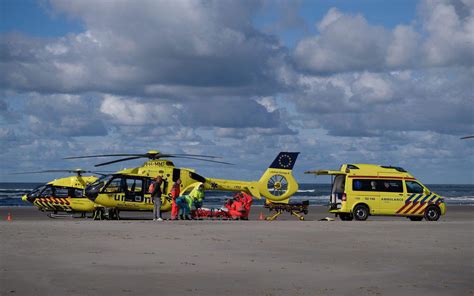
[{"xmin": 185, "ymin": 183, "xmax": 205, "ymax": 211}]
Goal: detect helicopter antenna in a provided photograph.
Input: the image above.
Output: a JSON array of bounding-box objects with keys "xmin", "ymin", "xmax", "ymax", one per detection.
[{"xmin": 64, "ymin": 150, "xmax": 234, "ymax": 167}]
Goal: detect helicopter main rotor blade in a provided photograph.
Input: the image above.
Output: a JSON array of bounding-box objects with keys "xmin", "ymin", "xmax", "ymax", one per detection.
[
  {"xmin": 64, "ymin": 154, "xmax": 145, "ymax": 160},
  {"xmin": 94, "ymin": 156, "xmax": 143, "ymax": 167},
  {"xmin": 172, "ymin": 156, "xmax": 234, "ymax": 165},
  {"xmin": 168, "ymin": 154, "xmax": 222, "ymax": 159},
  {"xmin": 10, "ymin": 169, "xmax": 114, "ymax": 175},
  {"xmin": 65, "ymin": 152, "xmax": 222, "ymax": 160},
  {"xmin": 90, "ymin": 172, "xmax": 110, "ymax": 176},
  {"xmin": 11, "ymin": 169, "xmax": 84, "ymax": 175}
]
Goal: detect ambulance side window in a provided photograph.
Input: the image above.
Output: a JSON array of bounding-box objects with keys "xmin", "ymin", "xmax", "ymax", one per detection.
[
  {"xmin": 406, "ymin": 181, "xmax": 423, "ymax": 194},
  {"xmin": 352, "ymin": 179, "xmax": 402, "ymax": 192},
  {"xmin": 379, "ymin": 180, "xmax": 403, "ymax": 192},
  {"xmin": 352, "ymin": 179, "xmax": 377, "ymax": 191}
]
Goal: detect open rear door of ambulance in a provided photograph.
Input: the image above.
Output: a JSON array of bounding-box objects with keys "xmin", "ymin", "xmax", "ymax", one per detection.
[{"xmin": 305, "ymin": 170, "xmax": 347, "ymax": 210}]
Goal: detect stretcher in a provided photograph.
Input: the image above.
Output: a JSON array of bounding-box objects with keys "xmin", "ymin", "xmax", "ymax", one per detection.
[
  {"xmin": 264, "ymin": 200, "xmax": 309, "ymax": 221},
  {"xmin": 191, "ymin": 207, "xmax": 230, "ymax": 219},
  {"xmin": 191, "ymin": 192, "xmax": 253, "ymax": 220}
]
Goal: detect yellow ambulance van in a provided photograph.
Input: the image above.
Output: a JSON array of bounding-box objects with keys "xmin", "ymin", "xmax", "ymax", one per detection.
[{"xmin": 305, "ymin": 164, "xmax": 446, "ymax": 221}]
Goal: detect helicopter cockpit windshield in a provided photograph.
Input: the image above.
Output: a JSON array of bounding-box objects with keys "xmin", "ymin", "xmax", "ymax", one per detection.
[
  {"xmin": 26, "ymin": 185, "xmax": 47, "ymax": 202},
  {"xmin": 26, "ymin": 184, "xmax": 85, "ymax": 203},
  {"xmin": 85, "ymin": 174, "xmax": 114, "ymax": 200}
]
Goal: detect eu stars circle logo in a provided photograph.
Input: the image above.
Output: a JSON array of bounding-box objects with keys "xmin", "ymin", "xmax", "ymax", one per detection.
[{"xmin": 278, "ymin": 154, "xmax": 292, "ymax": 168}]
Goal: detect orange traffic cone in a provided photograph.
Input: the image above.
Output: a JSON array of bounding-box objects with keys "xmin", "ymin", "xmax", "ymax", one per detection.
[
  {"xmin": 7, "ymin": 212, "xmax": 12, "ymax": 222},
  {"xmin": 259, "ymin": 212, "xmax": 265, "ymax": 220}
]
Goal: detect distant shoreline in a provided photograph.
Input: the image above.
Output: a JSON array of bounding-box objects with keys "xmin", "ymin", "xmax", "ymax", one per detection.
[{"xmin": 1, "ymin": 181, "xmax": 474, "ymax": 185}]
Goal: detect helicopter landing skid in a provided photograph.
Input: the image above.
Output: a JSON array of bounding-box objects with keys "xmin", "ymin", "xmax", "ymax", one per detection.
[
  {"xmin": 47, "ymin": 213, "xmax": 74, "ymax": 219},
  {"xmin": 264, "ymin": 200, "xmax": 309, "ymax": 221}
]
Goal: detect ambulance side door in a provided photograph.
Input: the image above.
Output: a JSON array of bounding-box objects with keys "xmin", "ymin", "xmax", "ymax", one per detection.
[
  {"xmin": 379, "ymin": 179, "xmax": 404, "ymax": 214},
  {"xmin": 398, "ymin": 180, "xmax": 426, "ymax": 216}
]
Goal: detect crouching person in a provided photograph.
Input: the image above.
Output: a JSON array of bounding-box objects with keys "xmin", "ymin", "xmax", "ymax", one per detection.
[{"xmin": 176, "ymin": 194, "xmax": 191, "ymax": 220}]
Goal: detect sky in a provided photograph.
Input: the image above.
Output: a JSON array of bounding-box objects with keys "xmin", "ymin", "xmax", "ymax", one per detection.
[{"xmin": 0, "ymin": 0, "xmax": 473, "ymax": 184}]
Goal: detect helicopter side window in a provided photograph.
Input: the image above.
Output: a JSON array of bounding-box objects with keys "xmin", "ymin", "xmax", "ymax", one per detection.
[
  {"xmin": 144, "ymin": 178, "xmax": 153, "ymax": 194},
  {"xmin": 40, "ymin": 186, "xmax": 53, "ymax": 197},
  {"xmin": 103, "ymin": 177, "xmax": 123, "ymax": 193},
  {"xmin": 189, "ymin": 172, "xmax": 206, "ymax": 183},
  {"xmin": 125, "ymin": 178, "xmax": 143, "ymax": 193},
  {"xmin": 74, "ymin": 189, "xmax": 84, "ymax": 198},
  {"xmin": 124, "ymin": 178, "xmax": 144, "ymax": 202},
  {"xmin": 55, "ymin": 187, "xmax": 69, "ymax": 198}
]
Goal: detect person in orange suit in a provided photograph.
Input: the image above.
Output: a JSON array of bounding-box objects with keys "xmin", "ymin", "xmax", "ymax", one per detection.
[
  {"xmin": 240, "ymin": 192, "xmax": 253, "ymax": 220},
  {"xmin": 170, "ymin": 179, "xmax": 181, "ymax": 220}
]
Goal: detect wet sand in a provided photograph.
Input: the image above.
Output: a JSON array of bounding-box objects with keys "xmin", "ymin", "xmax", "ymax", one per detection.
[{"xmin": 1, "ymin": 206, "xmax": 473, "ymax": 296}]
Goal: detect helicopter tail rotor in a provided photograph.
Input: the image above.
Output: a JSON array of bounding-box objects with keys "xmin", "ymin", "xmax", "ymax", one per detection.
[{"xmin": 257, "ymin": 152, "xmax": 300, "ymax": 203}]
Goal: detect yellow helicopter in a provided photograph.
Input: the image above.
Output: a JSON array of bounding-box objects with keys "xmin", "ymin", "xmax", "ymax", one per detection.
[
  {"xmin": 18, "ymin": 169, "xmax": 106, "ymax": 218},
  {"xmin": 65, "ymin": 150, "xmax": 299, "ymax": 219}
]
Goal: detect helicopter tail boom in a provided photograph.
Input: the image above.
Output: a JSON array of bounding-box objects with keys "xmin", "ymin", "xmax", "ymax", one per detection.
[{"xmin": 204, "ymin": 152, "xmax": 299, "ymax": 203}]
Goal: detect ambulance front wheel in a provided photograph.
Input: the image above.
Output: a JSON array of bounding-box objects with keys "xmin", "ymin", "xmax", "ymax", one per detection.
[
  {"xmin": 354, "ymin": 204, "xmax": 369, "ymax": 221},
  {"xmin": 424, "ymin": 205, "xmax": 441, "ymax": 221}
]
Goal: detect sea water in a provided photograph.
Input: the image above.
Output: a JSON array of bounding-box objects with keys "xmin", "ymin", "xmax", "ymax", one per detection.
[{"xmin": 1, "ymin": 182, "xmax": 473, "ymax": 207}]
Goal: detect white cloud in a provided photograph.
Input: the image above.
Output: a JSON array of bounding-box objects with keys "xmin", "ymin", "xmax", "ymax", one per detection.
[
  {"xmin": 1, "ymin": 0, "xmax": 284, "ymax": 96},
  {"xmin": 0, "ymin": 0, "xmax": 472, "ymax": 183},
  {"xmin": 352, "ymin": 72, "xmax": 394, "ymax": 103},
  {"xmin": 294, "ymin": 8, "xmax": 389, "ymax": 73},
  {"xmin": 290, "ymin": 68, "xmax": 473, "ymax": 136},
  {"xmin": 294, "ymin": 0, "xmax": 474, "ymax": 73},
  {"xmin": 100, "ymin": 95, "xmax": 175, "ymax": 126}
]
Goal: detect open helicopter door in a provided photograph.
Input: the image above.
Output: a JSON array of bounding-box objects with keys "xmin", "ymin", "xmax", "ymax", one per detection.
[{"xmin": 305, "ymin": 170, "xmax": 346, "ymax": 210}]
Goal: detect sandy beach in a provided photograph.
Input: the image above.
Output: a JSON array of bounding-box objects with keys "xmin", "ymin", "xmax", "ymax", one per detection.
[{"xmin": 1, "ymin": 206, "xmax": 473, "ymax": 296}]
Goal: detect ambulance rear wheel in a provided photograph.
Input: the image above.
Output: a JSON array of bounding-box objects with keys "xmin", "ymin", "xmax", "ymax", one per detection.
[
  {"xmin": 424, "ymin": 206, "xmax": 441, "ymax": 221},
  {"xmin": 354, "ymin": 204, "xmax": 369, "ymax": 221}
]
